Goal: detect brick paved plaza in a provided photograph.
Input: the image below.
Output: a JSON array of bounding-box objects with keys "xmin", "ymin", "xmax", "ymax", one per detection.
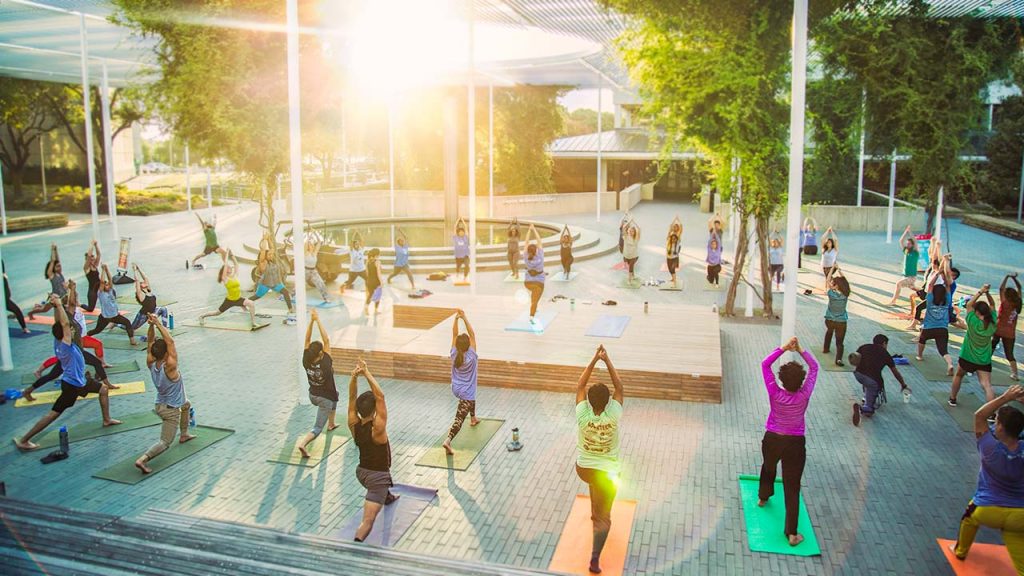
[{"xmin": 1, "ymin": 201, "xmax": 1022, "ymax": 575}]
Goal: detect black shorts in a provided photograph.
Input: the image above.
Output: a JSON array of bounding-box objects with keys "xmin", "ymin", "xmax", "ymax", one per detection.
[
  {"xmin": 52, "ymin": 377, "xmax": 102, "ymax": 414},
  {"xmin": 918, "ymin": 327, "xmax": 949, "ymax": 356},
  {"xmin": 803, "ymin": 245, "xmax": 818, "ymax": 256},
  {"xmin": 202, "ymin": 244, "xmax": 220, "ymax": 256},
  {"xmin": 958, "ymin": 357, "xmax": 992, "ymax": 374},
  {"xmin": 218, "ymin": 298, "xmax": 246, "ymax": 313}
]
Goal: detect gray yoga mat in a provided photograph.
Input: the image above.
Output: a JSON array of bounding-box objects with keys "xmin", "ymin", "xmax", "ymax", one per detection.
[
  {"xmin": 585, "ymin": 315, "xmax": 631, "ymax": 339},
  {"xmin": 331, "ymin": 484, "xmax": 438, "ymax": 546}
]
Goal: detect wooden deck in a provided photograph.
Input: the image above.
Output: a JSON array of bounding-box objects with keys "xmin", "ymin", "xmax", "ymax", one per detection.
[{"xmin": 331, "ymin": 293, "xmax": 723, "ymax": 403}]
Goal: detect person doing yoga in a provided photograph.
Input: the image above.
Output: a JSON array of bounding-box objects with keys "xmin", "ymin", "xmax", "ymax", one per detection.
[
  {"xmin": 386, "ymin": 229, "xmax": 415, "ymax": 290},
  {"xmin": 28, "ymin": 244, "xmax": 66, "ymax": 319},
  {"xmin": 453, "ymin": 218, "xmax": 470, "ymax": 282},
  {"xmin": 523, "ymin": 224, "xmax": 546, "ymax": 324},
  {"xmin": 574, "ymin": 344, "xmax": 624, "ymax": 575},
  {"xmin": 3, "ymin": 260, "xmax": 29, "ymax": 333},
  {"xmin": 758, "ymin": 337, "xmax": 818, "ymax": 547},
  {"xmin": 340, "ymin": 234, "xmax": 367, "ymax": 293},
  {"xmin": 304, "ymin": 237, "xmax": 332, "ymax": 303},
  {"xmin": 252, "ymin": 249, "xmax": 295, "ymax": 323},
  {"xmin": 916, "ymin": 254, "xmax": 954, "ymax": 376},
  {"xmin": 128, "ymin": 264, "xmax": 168, "ymax": 331},
  {"xmin": 190, "ymin": 212, "xmax": 226, "ymax": 268},
  {"xmin": 86, "ymin": 264, "xmax": 137, "ymax": 346},
  {"xmin": 82, "ymin": 239, "xmax": 101, "ymax": 312},
  {"xmin": 949, "ymin": 284, "xmax": 999, "ymax": 408},
  {"xmin": 560, "ymin": 225, "xmax": 574, "ymax": 280},
  {"xmin": 666, "ymin": 216, "xmax": 683, "ymax": 288},
  {"xmin": 888, "ymin": 225, "xmax": 920, "ymax": 305},
  {"xmin": 622, "ymin": 221, "xmax": 640, "ymax": 283},
  {"xmin": 769, "ymin": 230, "xmax": 784, "ymax": 291},
  {"xmin": 819, "ymin": 227, "xmax": 839, "ymax": 293},
  {"xmin": 823, "ymin": 268, "xmax": 850, "ymax": 366},
  {"xmin": 507, "ymin": 219, "xmax": 522, "ymax": 279},
  {"xmin": 444, "ymin": 309, "xmax": 481, "ymax": 455},
  {"xmin": 297, "ymin": 309, "xmax": 340, "ymax": 458},
  {"xmin": 199, "ymin": 250, "xmax": 256, "ymax": 328},
  {"xmin": 706, "ymin": 235, "xmax": 723, "ymax": 287},
  {"xmin": 994, "ymin": 273, "xmax": 1021, "ymax": 381},
  {"xmin": 364, "ymin": 248, "xmax": 383, "ymax": 316},
  {"xmin": 134, "ymin": 314, "xmax": 195, "ymax": 474},
  {"xmin": 348, "ymin": 358, "xmax": 399, "ymax": 542}
]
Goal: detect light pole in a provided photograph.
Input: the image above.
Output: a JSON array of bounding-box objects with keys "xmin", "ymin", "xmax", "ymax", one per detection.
[{"xmin": 781, "ymin": 0, "xmax": 808, "ymax": 343}]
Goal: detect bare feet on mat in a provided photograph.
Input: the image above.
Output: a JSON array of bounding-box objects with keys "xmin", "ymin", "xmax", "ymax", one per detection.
[
  {"xmin": 788, "ymin": 534, "xmax": 804, "ymax": 547},
  {"xmin": 21, "ymin": 388, "xmax": 35, "ymax": 402},
  {"xmin": 179, "ymin": 433, "xmax": 196, "ymax": 444},
  {"xmin": 588, "ymin": 558, "xmax": 602, "ymax": 574},
  {"xmin": 384, "ymin": 492, "xmax": 400, "ymax": 505},
  {"xmin": 106, "ymin": 382, "xmax": 120, "ymax": 390},
  {"xmin": 13, "ymin": 438, "xmax": 39, "ymax": 451},
  {"xmin": 757, "ymin": 499, "xmax": 767, "ymax": 507},
  {"xmin": 134, "ymin": 459, "xmax": 152, "ymax": 474},
  {"xmin": 298, "ymin": 445, "xmax": 311, "ymax": 459},
  {"xmin": 442, "ymin": 440, "xmax": 454, "ymax": 455},
  {"xmin": 103, "ymin": 419, "xmax": 122, "ymax": 427},
  {"xmin": 327, "ymin": 424, "xmax": 340, "ymax": 432},
  {"xmin": 470, "ymin": 417, "xmax": 481, "ymax": 427}
]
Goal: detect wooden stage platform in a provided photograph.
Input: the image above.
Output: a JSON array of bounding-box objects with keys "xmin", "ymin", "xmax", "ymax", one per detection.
[{"xmin": 329, "ymin": 294, "xmax": 723, "ymax": 403}]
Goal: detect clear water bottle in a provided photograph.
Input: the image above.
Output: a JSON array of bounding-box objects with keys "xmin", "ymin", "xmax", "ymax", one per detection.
[
  {"xmin": 903, "ymin": 389, "xmax": 911, "ymax": 403},
  {"xmin": 189, "ymin": 407, "xmax": 196, "ymax": 428},
  {"xmin": 59, "ymin": 425, "xmax": 69, "ymax": 454}
]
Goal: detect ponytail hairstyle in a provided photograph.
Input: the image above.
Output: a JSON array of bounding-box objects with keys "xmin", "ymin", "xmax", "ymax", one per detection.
[
  {"xmin": 1007, "ymin": 287, "xmax": 1022, "ymax": 313},
  {"xmin": 832, "ymin": 275, "xmax": 851, "ymax": 298},
  {"xmin": 976, "ymin": 300, "xmax": 994, "ymax": 330},
  {"xmin": 454, "ymin": 333, "xmax": 471, "ymax": 368}
]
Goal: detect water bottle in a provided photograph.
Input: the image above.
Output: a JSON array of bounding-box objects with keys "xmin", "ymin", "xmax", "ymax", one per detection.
[
  {"xmin": 168, "ymin": 313, "xmax": 175, "ymax": 330},
  {"xmin": 59, "ymin": 425, "xmax": 69, "ymax": 454},
  {"xmin": 644, "ymin": 301, "xmax": 649, "ymax": 314},
  {"xmin": 903, "ymin": 389, "xmax": 911, "ymax": 403},
  {"xmin": 711, "ymin": 304, "xmax": 719, "ymax": 314},
  {"xmin": 570, "ymin": 298, "xmax": 575, "ymax": 311},
  {"xmin": 185, "ymin": 260, "xmax": 189, "ymax": 270},
  {"xmin": 189, "ymin": 407, "xmax": 196, "ymax": 428}
]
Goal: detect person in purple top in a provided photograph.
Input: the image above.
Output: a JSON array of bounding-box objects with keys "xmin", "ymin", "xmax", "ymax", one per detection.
[
  {"xmin": 706, "ymin": 236, "xmax": 723, "ymax": 287},
  {"xmin": 444, "ymin": 309, "xmax": 480, "ymax": 455},
  {"xmin": 524, "ymin": 224, "xmax": 546, "ymax": 324},
  {"xmin": 453, "ymin": 218, "xmax": 470, "ymax": 283},
  {"xmin": 758, "ymin": 336, "xmax": 819, "ymax": 547},
  {"xmin": 951, "ymin": 384, "xmax": 1024, "ymax": 572}
]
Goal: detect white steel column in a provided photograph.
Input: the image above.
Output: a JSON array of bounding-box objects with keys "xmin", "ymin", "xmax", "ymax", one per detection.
[
  {"xmin": 100, "ymin": 63, "xmax": 118, "ymax": 241},
  {"xmin": 856, "ymin": 89, "xmax": 866, "ymax": 207},
  {"xmin": 488, "ymin": 83, "xmax": 494, "ymax": 219},
  {"xmin": 886, "ymin": 149, "xmax": 897, "ymax": 244},
  {"xmin": 40, "ymin": 136, "xmax": 47, "ymax": 203},
  {"xmin": 79, "ymin": 14, "xmax": 100, "ymax": 238},
  {"xmin": 0, "ymin": 162, "xmax": 7, "ymax": 236},
  {"xmin": 0, "ymin": 242, "xmax": 11, "ymax": 370},
  {"xmin": 781, "ymin": 0, "xmax": 808, "ymax": 343},
  {"xmin": 185, "ymin": 143, "xmax": 192, "ymax": 212},
  {"xmin": 467, "ymin": 0, "xmax": 477, "ymax": 288},
  {"xmin": 1018, "ymin": 146, "xmax": 1024, "ymax": 223},
  {"xmin": 388, "ymin": 103, "xmax": 395, "ymax": 218},
  {"xmin": 934, "ymin": 186, "xmax": 944, "ymax": 243},
  {"xmin": 286, "ymin": 0, "xmax": 308, "ymax": 350},
  {"xmin": 596, "ymin": 75, "xmax": 602, "ymax": 222}
]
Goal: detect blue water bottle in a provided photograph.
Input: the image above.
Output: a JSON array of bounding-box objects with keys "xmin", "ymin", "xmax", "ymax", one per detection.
[
  {"xmin": 189, "ymin": 407, "xmax": 195, "ymax": 428},
  {"xmin": 168, "ymin": 312, "xmax": 175, "ymax": 330},
  {"xmin": 59, "ymin": 425, "xmax": 69, "ymax": 454}
]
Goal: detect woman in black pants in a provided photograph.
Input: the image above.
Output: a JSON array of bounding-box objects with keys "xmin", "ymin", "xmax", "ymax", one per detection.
[
  {"xmin": 559, "ymin": 225, "xmax": 574, "ymax": 280},
  {"xmin": 82, "ymin": 240, "xmax": 101, "ymax": 312},
  {"xmin": 823, "ymin": 270, "xmax": 851, "ymax": 366},
  {"xmin": 87, "ymin": 264, "xmax": 137, "ymax": 345},
  {"xmin": 507, "ymin": 219, "xmax": 521, "ymax": 279},
  {"xmin": 3, "ymin": 260, "xmax": 29, "ymax": 334}
]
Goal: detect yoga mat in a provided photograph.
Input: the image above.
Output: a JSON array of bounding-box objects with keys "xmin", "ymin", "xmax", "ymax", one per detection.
[
  {"xmin": 332, "ymin": 484, "xmax": 438, "ymax": 547},
  {"xmin": 183, "ymin": 317, "xmax": 271, "ymax": 331},
  {"xmin": 702, "ymin": 283, "xmax": 724, "ymax": 292},
  {"xmin": 585, "ymin": 315, "xmax": 631, "ymax": 339},
  {"xmin": 931, "ymin": 391, "xmax": 983, "ymax": 433},
  {"xmin": 548, "ymin": 495, "xmax": 636, "ymax": 576},
  {"xmin": 115, "ymin": 294, "xmax": 177, "ymax": 307},
  {"xmin": 738, "ymin": 474, "xmax": 821, "ymax": 556},
  {"xmin": 550, "ymin": 272, "xmax": 578, "ymax": 282},
  {"xmin": 8, "ymin": 328, "xmax": 45, "ymax": 339},
  {"xmin": 610, "ymin": 261, "xmax": 627, "ymax": 271},
  {"xmin": 453, "ymin": 280, "xmax": 471, "ymax": 286},
  {"xmin": 619, "ymin": 278, "xmax": 642, "ymax": 290},
  {"xmin": 937, "ymin": 538, "xmax": 1017, "ymax": 576},
  {"xmin": 502, "ymin": 273, "xmax": 522, "ymax": 283},
  {"xmin": 912, "ymin": 355, "xmax": 953, "ymax": 382},
  {"xmin": 15, "ymin": 380, "xmax": 146, "ymax": 408},
  {"xmin": 307, "ymin": 299, "xmax": 340, "ymax": 308},
  {"xmin": 808, "ymin": 347, "xmax": 853, "ymax": 373},
  {"xmin": 27, "ymin": 315, "xmax": 91, "ymax": 327},
  {"xmin": 105, "ymin": 359, "xmax": 141, "ymax": 375},
  {"xmin": 98, "ymin": 339, "xmax": 147, "ymax": 352},
  {"xmin": 266, "ymin": 428, "xmax": 350, "ymax": 467},
  {"xmin": 505, "ymin": 310, "xmax": 558, "ymax": 333},
  {"xmin": 93, "ymin": 425, "xmax": 234, "ymax": 484},
  {"xmin": 415, "ymin": 418, "xmax": 504, "ymax": 470},
  {"xmin": 27, "ymin": 410, "xmax": 162, "ymax": 450}
]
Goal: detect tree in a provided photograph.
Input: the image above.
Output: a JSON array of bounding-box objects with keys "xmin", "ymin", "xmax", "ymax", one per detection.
[
  {"xmin": 985, "ymin": 94, "xmax": 1024, "ymax": 210},
  {"xmin": 561, "ymin": 108, "xmax": 615, "ymax": 137},
  {"xmin": 0, "ymin": 79, "xmax": 66, "ymax": 198},
  {"xmin": 47, "ymin": 83, "xmax": 152, "ymax": 203},
  {"xmin": 815, "ymin": 0, "xmax": 1021, "ymax": 228},
  {"xmin": 494, "ymin": 86, "xmax": 568, "ymax": 194}
]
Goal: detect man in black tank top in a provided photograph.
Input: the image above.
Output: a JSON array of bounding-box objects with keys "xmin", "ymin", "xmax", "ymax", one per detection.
[{"xmin": 347, "ymin": 359, "xmax": 399, "ymax": 542}]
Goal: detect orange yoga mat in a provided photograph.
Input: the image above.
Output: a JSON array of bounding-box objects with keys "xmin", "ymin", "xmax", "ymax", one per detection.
[
  {"xmin": 937, "ymin": 538, "xmax": 1018, "ymax": 576},
  {"xmin": 549, "ymin": 495, "xmax": 636, "ymax": 576}
]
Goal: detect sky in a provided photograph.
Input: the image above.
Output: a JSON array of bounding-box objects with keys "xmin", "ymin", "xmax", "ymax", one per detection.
[{"xmin": 559, "ymin": 88, "xmax": 614, "ymax": 112}]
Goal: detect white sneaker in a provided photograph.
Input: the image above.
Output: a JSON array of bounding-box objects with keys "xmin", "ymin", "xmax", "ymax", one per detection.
[{"xmin": 284, "ymin": 315, "xmax": 297, "ymax": 326}]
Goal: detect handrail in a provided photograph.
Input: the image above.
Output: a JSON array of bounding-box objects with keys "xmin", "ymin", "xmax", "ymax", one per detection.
[{"xmin": 862, "ymin": 188, "xmax": 919, "ymax": 209}]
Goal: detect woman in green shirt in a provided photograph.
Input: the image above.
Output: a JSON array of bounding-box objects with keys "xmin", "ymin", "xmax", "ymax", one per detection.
[{"xmin": 949, "ymin": 284, "xmax": 999, "ymax": 409}]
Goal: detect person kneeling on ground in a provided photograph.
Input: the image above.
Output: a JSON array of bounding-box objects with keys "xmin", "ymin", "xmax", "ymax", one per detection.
[
  {"xmin": 849, "ymin": 334, "xmax": 910, "ymax": 426},
  {"xmin": 950, "ymin": 384, "xmax": 1024, "ymax": 574},
  {"xmin": 348, "ymin": 359, "xmax": 399, "ymax": 542}
]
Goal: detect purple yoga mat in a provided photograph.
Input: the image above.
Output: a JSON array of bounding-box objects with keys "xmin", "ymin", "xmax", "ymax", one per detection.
[{"xmin": 332, "ymin": 483, "xmax": 438, "ymax": 546}]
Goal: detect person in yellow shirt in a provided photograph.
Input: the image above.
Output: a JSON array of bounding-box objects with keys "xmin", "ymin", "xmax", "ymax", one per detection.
[{"xmin": 199, "ymin": 250, "xmax": 256, "ymax": 329}]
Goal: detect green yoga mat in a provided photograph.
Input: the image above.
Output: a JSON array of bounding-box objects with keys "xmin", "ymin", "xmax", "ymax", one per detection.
[
  {"xmin": 738, "ymin": 474, "xmax": 821, "ymax": 557},
  {"xmin": 99, "ymin": 339, "xmax": 148, "ymax": 352},
  {"xmin": 28, "ymin": 410, "xmax": 162, "ymax": 450},
  {"xmin": 931, "ymin": 391, "xmax": 981, "ymax": 432},
  {"xmin": 415, "ymin": 418, "xmax": 504, "ymax": 471},
  {"xmin": 266, "ymin": 428, "xmax": 350, "ymax": 467},
  {"xmin": 106, "ymin": 359, "xmax": 141, "ymax": 375},
  {"xmin": 911, "ymin": 355, "xmax": 953, "ymax": 382},
  {"xmin": 183, "ymin": 317, "xmax": 271, "ymax": 331},
  {"xmin": 618, "ymin": 279, "xmax": 642, "ymax": 290},
  {"xmin": 93, "ymin": 425, "xmax": 234, "ymax": 484},
  {"xmin": 807, "ymin": 347, "xmax": 853, "ymax": 373}
]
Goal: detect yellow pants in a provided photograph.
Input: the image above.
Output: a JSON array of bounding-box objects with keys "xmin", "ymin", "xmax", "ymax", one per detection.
[{"xmin": 956, "ymin": 500, "xmax": 1024, "ymax": 574}]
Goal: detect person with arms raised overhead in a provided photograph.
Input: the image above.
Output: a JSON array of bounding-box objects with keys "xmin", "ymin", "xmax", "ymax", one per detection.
[{"xmin": 348, "ymin": 359, "xmax": 399, "ymax": 542}]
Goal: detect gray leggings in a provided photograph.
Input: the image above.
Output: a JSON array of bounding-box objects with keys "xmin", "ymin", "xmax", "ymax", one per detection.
[
  {"xmin": 306, "ymin": 268, "xmax": 330, "ymax": 301},
  {"xmin": 309, "ymin": 393, "xmax": 337, "ymax": 436}
]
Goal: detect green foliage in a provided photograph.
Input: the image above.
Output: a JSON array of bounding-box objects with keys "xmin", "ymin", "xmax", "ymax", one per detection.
[
  {"xmin": 805, "ymin": 76, "xmax": 861, "ymax": 205},
  {"xmin": 984, "ymin": 94, "xmax": 1024, "ymax": 210},
  {"xmin": 561, "ymin": 108, "xmax": 615, "ymax": 137},
  {"xmin": 0, "ymin": 79, "xmax": 67, "ymax": 197},
  {"xmin": 494, "ymin": 86, "xmax": 568, "ymax": 194}
]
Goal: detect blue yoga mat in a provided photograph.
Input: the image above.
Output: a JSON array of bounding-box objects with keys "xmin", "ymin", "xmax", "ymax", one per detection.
[
  {"xmin": 307, "ymin": 299, "xmax": 341, "ymax": 308},
  {"xmin": 505, "ymin": 310, "xmax": 558, "ymax": 333},
  {"xmin": 8, "ymin": 328, "xmax": 45, "ymax": 339},
  {"xmin": 332, "ymin": 483, "xmax": 438, "ymax": 546},
  {"xmin": 585, "ymin": 315, "xmax": 631, "ymax": 338}
]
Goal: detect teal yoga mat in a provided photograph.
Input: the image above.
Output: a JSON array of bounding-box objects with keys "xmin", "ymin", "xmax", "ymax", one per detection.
[
  {"xmin": 416, "ymin": 419, "xmax": 504, "ymax": 470},
  {"xmin": 505, "ymin": 310, "xmax": 557, "ymax": 333},
  {"xmin": 93, "ymin": 425, "xmax": 234, "ymax": 484},
  {"xmin": 738, "ymin": 474, "xmax": 821, "ymax": 556},
  {"xmin": 29, "ymin": 410, "xmax": 161, "ymax": 450}
]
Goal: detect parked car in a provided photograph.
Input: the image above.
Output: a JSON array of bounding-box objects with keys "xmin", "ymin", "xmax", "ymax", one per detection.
[{"xmin": 141, "ymin": 162, "xmax": 172, "ymax": 174}]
